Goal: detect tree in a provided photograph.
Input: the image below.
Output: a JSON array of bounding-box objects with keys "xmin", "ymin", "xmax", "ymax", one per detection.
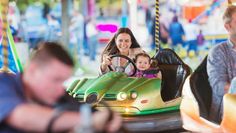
[{"xmin": 10, "ymin": 0, "xmax": 52, "ymax": 13}]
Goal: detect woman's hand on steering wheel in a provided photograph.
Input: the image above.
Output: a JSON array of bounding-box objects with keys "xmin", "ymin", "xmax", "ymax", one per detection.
[
  {"xmin": 108, "ymin": 54, "xmax": 137, "ymax": 76},
  {"xmin": 101, "ymin": 55, "xmax": 112, "ymax": 71}
]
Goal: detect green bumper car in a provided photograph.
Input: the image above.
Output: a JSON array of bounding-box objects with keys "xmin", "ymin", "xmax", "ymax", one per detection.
[{"xmin": 67, "ymin": 49, "xmax": 191, "ymax": 116}]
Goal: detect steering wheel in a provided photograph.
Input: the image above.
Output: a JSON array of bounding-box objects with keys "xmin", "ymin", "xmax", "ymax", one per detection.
[{"xmin": 108, "ymin": 54, "xmax": 137, "ymax": 76}]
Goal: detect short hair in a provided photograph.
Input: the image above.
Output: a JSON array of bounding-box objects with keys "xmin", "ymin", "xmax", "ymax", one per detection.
[
  {"xmin": 223, "ymin": 5, "xmax": 236, "ymax": 24},
  {"xmin": 135, "ymin": 53, "xmax": 151, "ymax": 63},
  {"xmin": 31, "ymin": 42, "xmax": 74, "ymax": 67}
]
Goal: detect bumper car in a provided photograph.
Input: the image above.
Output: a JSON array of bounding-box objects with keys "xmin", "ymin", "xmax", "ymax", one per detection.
[
  {"xmin": 67, "ymin": 49, "xmax": 191, "ymax": 116},
  {"xmin": 180, "ymin": 56, "xmax": 236, "ymax": 133}
]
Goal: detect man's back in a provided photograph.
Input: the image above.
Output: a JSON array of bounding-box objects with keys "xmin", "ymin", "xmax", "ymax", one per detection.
[{"xmin": 0, "ymin": 73, "xmax": 25, "ymax": 133}]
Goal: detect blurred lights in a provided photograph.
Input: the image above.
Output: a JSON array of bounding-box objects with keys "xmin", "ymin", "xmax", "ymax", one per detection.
[
  {"xmin": 127, "ymin": 0, "xmax": 132, "ymax": 4},
  {"xmin": 127, "ymin": 0, "xmax": 137, "ymax": 4},
  {"xmin": 178, "ymin": 0, "xmax": 209, "ymax": 6},
  {"xmin": 96, "ymin": 24, "xmax": 118, "ymax": 33},
  {"xmin": 9, "ymin": 1, "xmax": 16, "ymax": 7},
  {"xmin": 178, "ymin": 0, "xmax": 189, "ymax": 5}
]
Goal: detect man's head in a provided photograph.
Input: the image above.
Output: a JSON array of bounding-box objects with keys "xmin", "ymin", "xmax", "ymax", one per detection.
[
  {"xmin": 23, "ymin": 42, "xmax": 74, "ymax": 105},
  {"xmin": 223, "ymin": 5, "xmax": 236, "ymax": 24},
  {"xmin": 223, "ymin": 5, "xmax": 236, "ymax": 36}
]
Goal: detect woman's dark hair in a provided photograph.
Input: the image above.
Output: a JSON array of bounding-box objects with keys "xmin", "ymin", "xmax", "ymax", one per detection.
[
  {"xmin": 134, "ymin": 53, "xmax": 151, "ymax": 63},
  {"xmin": 101, "ymin": 27, "xmax": 141, "ymax": 62}
]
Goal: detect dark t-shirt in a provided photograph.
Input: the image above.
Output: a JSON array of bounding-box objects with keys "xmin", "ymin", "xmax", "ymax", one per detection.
[{"xmin": 0, "ymin": 73, "xmax": 26, "ymax": 133}]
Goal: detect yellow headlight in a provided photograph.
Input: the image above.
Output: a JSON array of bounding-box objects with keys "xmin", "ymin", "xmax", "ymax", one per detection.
[
  {"xmin": 117, "ymin": 92, "xmax": 127, "ymax": 101},
  {"xmin": 125, "ymin": 107, "xmax": 130, "ymax": 113}
]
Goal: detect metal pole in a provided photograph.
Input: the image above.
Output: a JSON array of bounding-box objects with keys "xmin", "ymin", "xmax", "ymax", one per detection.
[
  {"xmin": 128, "ymin": 0, "xmax": 137, "ymax": 33},
  {"xmin": 0, "ymin": 0, "xmax": 9, "ymax": 72},
  {"xmin": 61, "ymin": 0, "xmax": 70, "ymax": 47},
  {"xmin": 155, "ymin": 0, "xmax": 160, "ymax": 52}
]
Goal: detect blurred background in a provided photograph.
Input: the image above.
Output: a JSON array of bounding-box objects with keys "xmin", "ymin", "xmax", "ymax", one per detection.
[{"xmin": 2, "ymin": 0, "xmax": 228, "ymax": 78}]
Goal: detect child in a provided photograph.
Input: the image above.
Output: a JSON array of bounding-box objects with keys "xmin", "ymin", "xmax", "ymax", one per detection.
[
  {"xmin": 134, "ymin": 53, "xmax": 162, "ymax": 79},
  {"xmin": 197, "ymin": 30, "xmax": 205, "ymax": 46}
]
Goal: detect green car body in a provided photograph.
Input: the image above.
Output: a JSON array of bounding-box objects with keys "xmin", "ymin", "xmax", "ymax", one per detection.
[
  {"xmin": 67, "ymin": 49, "xmax": 191, "ymax": 116},
  {"xmin": 67, "ymin": 72, "xmax": 181, "ymax": 115}
]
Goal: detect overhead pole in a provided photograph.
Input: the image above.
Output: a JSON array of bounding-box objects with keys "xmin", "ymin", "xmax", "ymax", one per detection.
[
  {"xmin": 155, "ymin": 0, "xmax": 160, "ymax": 52},
  {"xmin": 61, "ymin": 0, "xmax": 70, "ymax": 47},
  {"xmin": 0, "ymin": 0, "xmax": 9, "ymax": 73},
  {"xmin": 128, "ymin": 0, "xmax": 138, "ymax": 34}
]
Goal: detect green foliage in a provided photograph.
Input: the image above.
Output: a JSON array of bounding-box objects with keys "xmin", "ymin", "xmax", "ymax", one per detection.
[{"xmin": 9, "ymin": 0, "xmax": 53, "ymax": 13}]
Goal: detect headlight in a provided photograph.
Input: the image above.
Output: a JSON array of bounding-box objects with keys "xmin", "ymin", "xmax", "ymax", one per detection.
[
  {"xmin": 117, "ymin": 92, "xmax": 127, "ymax": 101},
  {"xmin": 73, "ymin": 93, "xmax": 77, "ymax": 98},
  {"xmin": 130, "ymin": 91, "xmax": 138, "ymax": 99},
  {"xmin": 125, "ymin": 107, "xmax": 130, "ymax": 113}
]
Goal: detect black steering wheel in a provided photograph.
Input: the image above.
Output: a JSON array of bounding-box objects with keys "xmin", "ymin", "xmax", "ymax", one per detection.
[{"xmin": 108, "ymin": 54, "xmax": 137, "ymax": 76}]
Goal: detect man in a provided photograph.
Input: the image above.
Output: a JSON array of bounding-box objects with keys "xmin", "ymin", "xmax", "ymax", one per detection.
[
  {"xmin": 168, "ymin": 15, "xmax": 185, "ymax": 47},
  {"xmin": 207, "ymin": 5, "xmax": 236, "ymax": 123},
  {"xmin": 0, "ymin": 42, "xmax": 121, "ymax": 132},
  {"xmin": 183, "ymin": 19, "xmax": 198, "ymax": 52}
]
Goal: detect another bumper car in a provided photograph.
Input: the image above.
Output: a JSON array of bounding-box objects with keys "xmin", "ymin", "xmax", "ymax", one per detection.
[{"xmin": 180, "ymin": 56, "xmax": 236, "ymax": 133}]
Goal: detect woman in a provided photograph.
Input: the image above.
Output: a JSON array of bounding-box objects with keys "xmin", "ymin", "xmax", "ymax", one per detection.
[{"xmin": 100, "ymin": 27, "xmax": 144, "ymax": 74}]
